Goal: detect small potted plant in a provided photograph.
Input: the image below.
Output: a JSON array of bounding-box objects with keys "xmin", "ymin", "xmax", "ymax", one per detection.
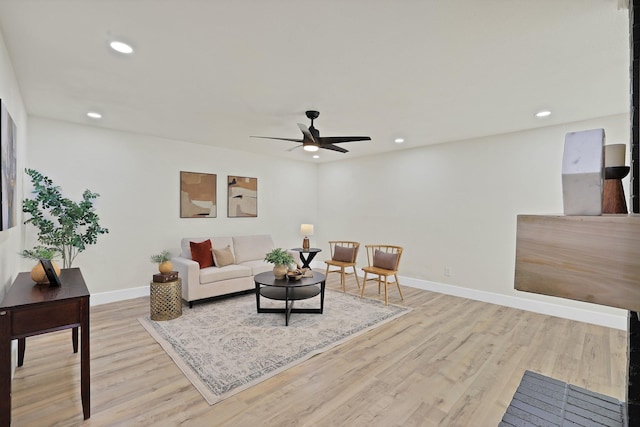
[
  {"xmin": 264, "ymin": 248, "xmax": 295, "ymax": 279},
  {"xmin": 20, "ymin": 246, "xmax": 61, "ymax": 284},
  {"xmin": 150, "ymin": 250, "xmax": 173, "ymax": 274}
]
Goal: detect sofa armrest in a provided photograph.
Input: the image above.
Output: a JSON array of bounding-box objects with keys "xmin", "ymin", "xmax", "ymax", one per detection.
[{"xmin": 171, "ymin": 256, "xmax": 200, "ymax": 301}]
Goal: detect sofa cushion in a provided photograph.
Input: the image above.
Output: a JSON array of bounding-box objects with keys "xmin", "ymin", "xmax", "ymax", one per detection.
[
  {"xmin": 333, "ymin": 245, "xmax": 355, "ymax": 263},
  {"xmin": 181, "ymin": 236, "xmax": 234, "ymax": 259},
  {"xmin": 199, "ymin": 264, "xmax": 251, "ymax": 284},
  {"xmin": 233, "ymin": 235, "xmax": 274, "ymax": 264},
  {"xmin": 239, "ymin": 260, "xmax": 273, "ymax": 276},
  {"xmin": 212, "ymin": 245, "xmax": 235, "ymax": 267},
  {"xmin": 190, "ymin": 239, "xmax": 214, "ymax": 269}
]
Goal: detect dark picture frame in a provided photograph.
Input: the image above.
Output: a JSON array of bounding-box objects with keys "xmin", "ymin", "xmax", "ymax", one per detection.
[
  {"xmin": 39, "ymin": 259, "xmax": 62, "ymax": 287},
  {"xmin": 180, "ymin": 171, "xmax": 217, "ymax": 218},
  {"xmin": 228, "ymin": 176, "xmax": 257, "ymax": 217},
  {"xmin": 0, "ymin": 99, "xmax": 17, "ymax": 230}
]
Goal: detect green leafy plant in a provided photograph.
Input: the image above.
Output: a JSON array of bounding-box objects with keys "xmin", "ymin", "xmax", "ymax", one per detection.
[
  {"xmin": 22, "ymin": 168, "xmax": 109, "ymax": 269},
  {"xmin": 150, "ymin": 250, "xmax": 171, "ymax": 264},
  {"xmin": 264, "ymin": 248, "xmax": 295, "ymax": 266},
  {"xmin": 20, "ymin": 245, "xmax": 59, "ymax": 261}
]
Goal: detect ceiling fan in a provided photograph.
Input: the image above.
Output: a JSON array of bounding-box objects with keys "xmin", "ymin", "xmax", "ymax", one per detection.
[{"xmin": 251, "ymin": 110, "xmax": 371, "ymax": 153}]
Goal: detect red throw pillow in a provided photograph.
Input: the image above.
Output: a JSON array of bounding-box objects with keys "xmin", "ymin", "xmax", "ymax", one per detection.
[
  {"xmin": 373, "ymin": 249, "xmax": 398, "ymax": 270},
  {"xmin": 333, "ymin": 245, "xmax": 355, "ymax": 262},
  {"xmin": 190, "ymin": 239, "xmax": 214, "ymax": 269}
]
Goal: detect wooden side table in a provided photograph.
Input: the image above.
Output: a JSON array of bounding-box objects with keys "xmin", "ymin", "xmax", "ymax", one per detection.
[
  {"xmin": 150, "ymin": 279, "xmax": 182, "ymax": 321},
  {"xmin": 0, "ymin": 268, "xmax": 90, "ymax": 425}
]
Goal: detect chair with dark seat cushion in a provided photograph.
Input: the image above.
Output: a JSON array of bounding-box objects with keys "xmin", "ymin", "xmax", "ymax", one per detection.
[
  {"xmin": 361, "ymin": 245, "xmax": 404, "ymax": 305},
  {"xmin": 324, "ymin": 241, "xmax": 360, "ymax": 292}
]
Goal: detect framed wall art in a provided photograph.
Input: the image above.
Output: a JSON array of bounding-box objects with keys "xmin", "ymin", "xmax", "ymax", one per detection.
[
  {"xmin": 1, "ymin": 99, "xmax": 17, "ymax": 230},
  {"xmin": 228, "ymin": 175, "xmax": 257, "ymax": 217},
  {"xmin": 180, "ymin": 171, "xmax": 217, "ymax": 218}
]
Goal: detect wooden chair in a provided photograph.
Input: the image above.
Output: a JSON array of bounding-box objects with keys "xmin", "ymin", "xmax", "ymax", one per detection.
[
  {"xmin": 324, "ymin": 241, "xmax": 360, "ymax": 292},
  {"xmin": 361, "ymin": 245, "xmax": 404, "ymax": 305}
]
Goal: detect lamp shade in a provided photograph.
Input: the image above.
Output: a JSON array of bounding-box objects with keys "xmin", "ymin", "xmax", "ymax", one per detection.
[{"xmin": 300, "ymin": 224, "xmax": 314, "ymax": 236}]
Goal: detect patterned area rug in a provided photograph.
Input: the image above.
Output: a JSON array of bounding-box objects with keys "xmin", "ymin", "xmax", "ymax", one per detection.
[{"xmin": 138, "ymin": 289, "xmax": 411, "ymax": 405}]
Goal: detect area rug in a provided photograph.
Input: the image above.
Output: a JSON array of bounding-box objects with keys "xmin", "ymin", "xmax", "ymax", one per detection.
[
  {"xmin": 500, "ymin": 370, "xmax": 624, "ymax": 427},
  {"xmin": 138, "ymin": 289, "xmax": 411, "ymax": 405}
]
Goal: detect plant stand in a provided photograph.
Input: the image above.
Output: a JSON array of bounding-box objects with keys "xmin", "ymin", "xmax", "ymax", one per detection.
[{"xmin": 150, "ymin": 278, "xmax": 182, "ymax": 321}]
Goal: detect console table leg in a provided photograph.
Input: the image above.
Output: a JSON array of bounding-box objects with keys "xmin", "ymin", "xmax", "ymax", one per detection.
[
  {"xmin": 0, "ymin": 310, "xmax": 11, "ymax": 426},
  {"xmin": 80, "ymin": 298, "xmax": 90, "ymax": 419},
  {"xmin": 18, "ymin": 337, "xmax": 25, "ymax": 366},
  {"xmin": 72, "ymin": 327, "xmax": 78, "ymax": 353}
]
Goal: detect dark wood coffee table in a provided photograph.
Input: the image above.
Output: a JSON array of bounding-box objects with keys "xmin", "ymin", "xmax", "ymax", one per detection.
[{"xmin": 254, "ymin": 271, "xmax": 326, "ymax": 326}]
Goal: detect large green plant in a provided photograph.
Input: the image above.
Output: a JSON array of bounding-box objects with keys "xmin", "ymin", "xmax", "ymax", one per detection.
[{"xmin": 22, "ymin": 168, "xmax": 109, "ymax": 268}]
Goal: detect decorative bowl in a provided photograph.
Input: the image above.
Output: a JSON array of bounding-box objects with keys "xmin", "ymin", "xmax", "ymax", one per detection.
[{"xmin": 287, "ymin": 271, "xmax": 303, "ymax": 281}]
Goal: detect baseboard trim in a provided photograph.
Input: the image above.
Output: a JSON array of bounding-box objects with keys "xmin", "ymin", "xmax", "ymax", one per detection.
[
  {"xmin": 90, "ymin": 270, "xmax": 627, "ymax": 330},
  {"xmin": 91, "ymin": 285, "xmax": 149, "ymax": 306},
  {"xmin": 398, "ymin": 275, "xmax": 627, "ymax": 330}
]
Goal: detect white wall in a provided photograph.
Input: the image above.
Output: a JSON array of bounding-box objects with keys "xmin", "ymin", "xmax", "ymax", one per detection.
[
  {"xmin": 317, "ymin": 113, "xmax": 630, "ymax": 325},
  {"xmin": 26, "ymin": 117, "xmax": 318, "ymax": 294},
  {"xmin": 0, "ymin": 27, "xmax": 27, "ymax": 300}
]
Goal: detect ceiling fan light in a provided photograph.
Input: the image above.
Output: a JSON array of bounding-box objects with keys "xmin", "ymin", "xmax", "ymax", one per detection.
[{"xmin": 303, "ymin": 144, "xmax": 319, "ymax": 152}]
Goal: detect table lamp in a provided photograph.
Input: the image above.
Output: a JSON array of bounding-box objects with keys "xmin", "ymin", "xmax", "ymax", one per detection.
[{"xmin": 300, "ymin": 224, "xmax": 314, "ymax": 250}]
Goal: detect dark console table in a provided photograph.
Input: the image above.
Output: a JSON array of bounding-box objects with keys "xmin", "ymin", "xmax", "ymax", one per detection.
[
  {"xmin": 0, "ymin": 268, "xmax": 90, "ymax": 425},
  {"xmin": 290, "ymin": 247, "xmax": 322, "ymax": 269},
  {"xmin": 254, "ymin": 271, "xmax": 325, "ymax": 326}
]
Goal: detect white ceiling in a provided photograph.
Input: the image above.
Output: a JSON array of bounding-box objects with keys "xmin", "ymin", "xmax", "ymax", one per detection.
[{"xmin": 0, "ymin": 0, "xmax": 631, "ymax": 162}]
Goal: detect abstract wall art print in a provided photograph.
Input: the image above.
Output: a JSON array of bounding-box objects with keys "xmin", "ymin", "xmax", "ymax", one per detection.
[
  {"xmin": 180, "ymin": 171, "xmax": 217, "ymax": 218},
  {"xmin": 0, "ymin": 99, "xmax": 17, "ymax": 230},
  {"xmin": 228, "ymin": 175, "xmax": 257, "ymax": 218}
]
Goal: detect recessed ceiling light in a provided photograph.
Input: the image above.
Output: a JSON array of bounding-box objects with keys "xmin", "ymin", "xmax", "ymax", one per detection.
[
  {"xmin": 394, "ymin": 138, "xmax": 405, "ymax": 144},
  {"xmin": 312, "ymin": 155, "xmax": 320, "ymax": 159},
  {"xmin": 109, "ymin": 41, "xmax": 134, "ymax": 54},
  {"xmin": 87, "ymin": 111, "xmax": 102, "ymax": 119},
  {"xmin": 535, "ymin": 110, "xmax": 551, "ymax": 118}
]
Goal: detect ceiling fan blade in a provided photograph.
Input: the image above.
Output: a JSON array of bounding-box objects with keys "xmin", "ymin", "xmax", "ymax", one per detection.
[
  {"xmin": 250, "ymin": 136, "xmax": 303, "ymax": 143},
  {"xmin": 286, "ymin": 144, "xmax": 303, "ymax": 152},
  {"xmin": 320, "ymin": 144, "xmax": 349, "ymax": 153},
  {"xmin": 317, "ymin": 136, "xmax": 371, "ymax": 144},
  {"xmin": 297, "ymin": 123, "xmax": 317, "ymax": 144}
]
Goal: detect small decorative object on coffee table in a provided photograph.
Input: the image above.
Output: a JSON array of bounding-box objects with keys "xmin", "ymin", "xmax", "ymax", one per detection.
[
  {"xmin": 254, "ymin": 271, "xmax": 326, "ymax": 326},
  {"xmin": 150, "ymin": 273, "xmax": 182, "ymax": 321},
  {"xmin": 264, "ymin": 248, "xmax": 295, "ymax": 279}
]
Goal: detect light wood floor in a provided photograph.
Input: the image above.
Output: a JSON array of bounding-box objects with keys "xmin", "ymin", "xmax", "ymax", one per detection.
[{"xmin": 10, "ymin": 274, "xmax": 628, "ymax": 426}]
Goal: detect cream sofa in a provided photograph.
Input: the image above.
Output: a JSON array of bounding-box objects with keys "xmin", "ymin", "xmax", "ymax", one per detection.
[{"xmin": 172, "ymin": 234, "xmax": 276, "ymax": 307}]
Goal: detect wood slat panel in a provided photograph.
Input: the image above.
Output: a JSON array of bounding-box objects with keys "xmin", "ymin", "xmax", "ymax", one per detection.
[{"xmin": 515, "ymin": 214, "xmax": 640, "ymax": 311}]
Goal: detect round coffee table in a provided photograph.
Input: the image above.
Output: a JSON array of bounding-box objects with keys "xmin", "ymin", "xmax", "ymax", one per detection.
[{"xmin": 254, "ymin": 271, "xmax": 326, "ymax": 326}]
